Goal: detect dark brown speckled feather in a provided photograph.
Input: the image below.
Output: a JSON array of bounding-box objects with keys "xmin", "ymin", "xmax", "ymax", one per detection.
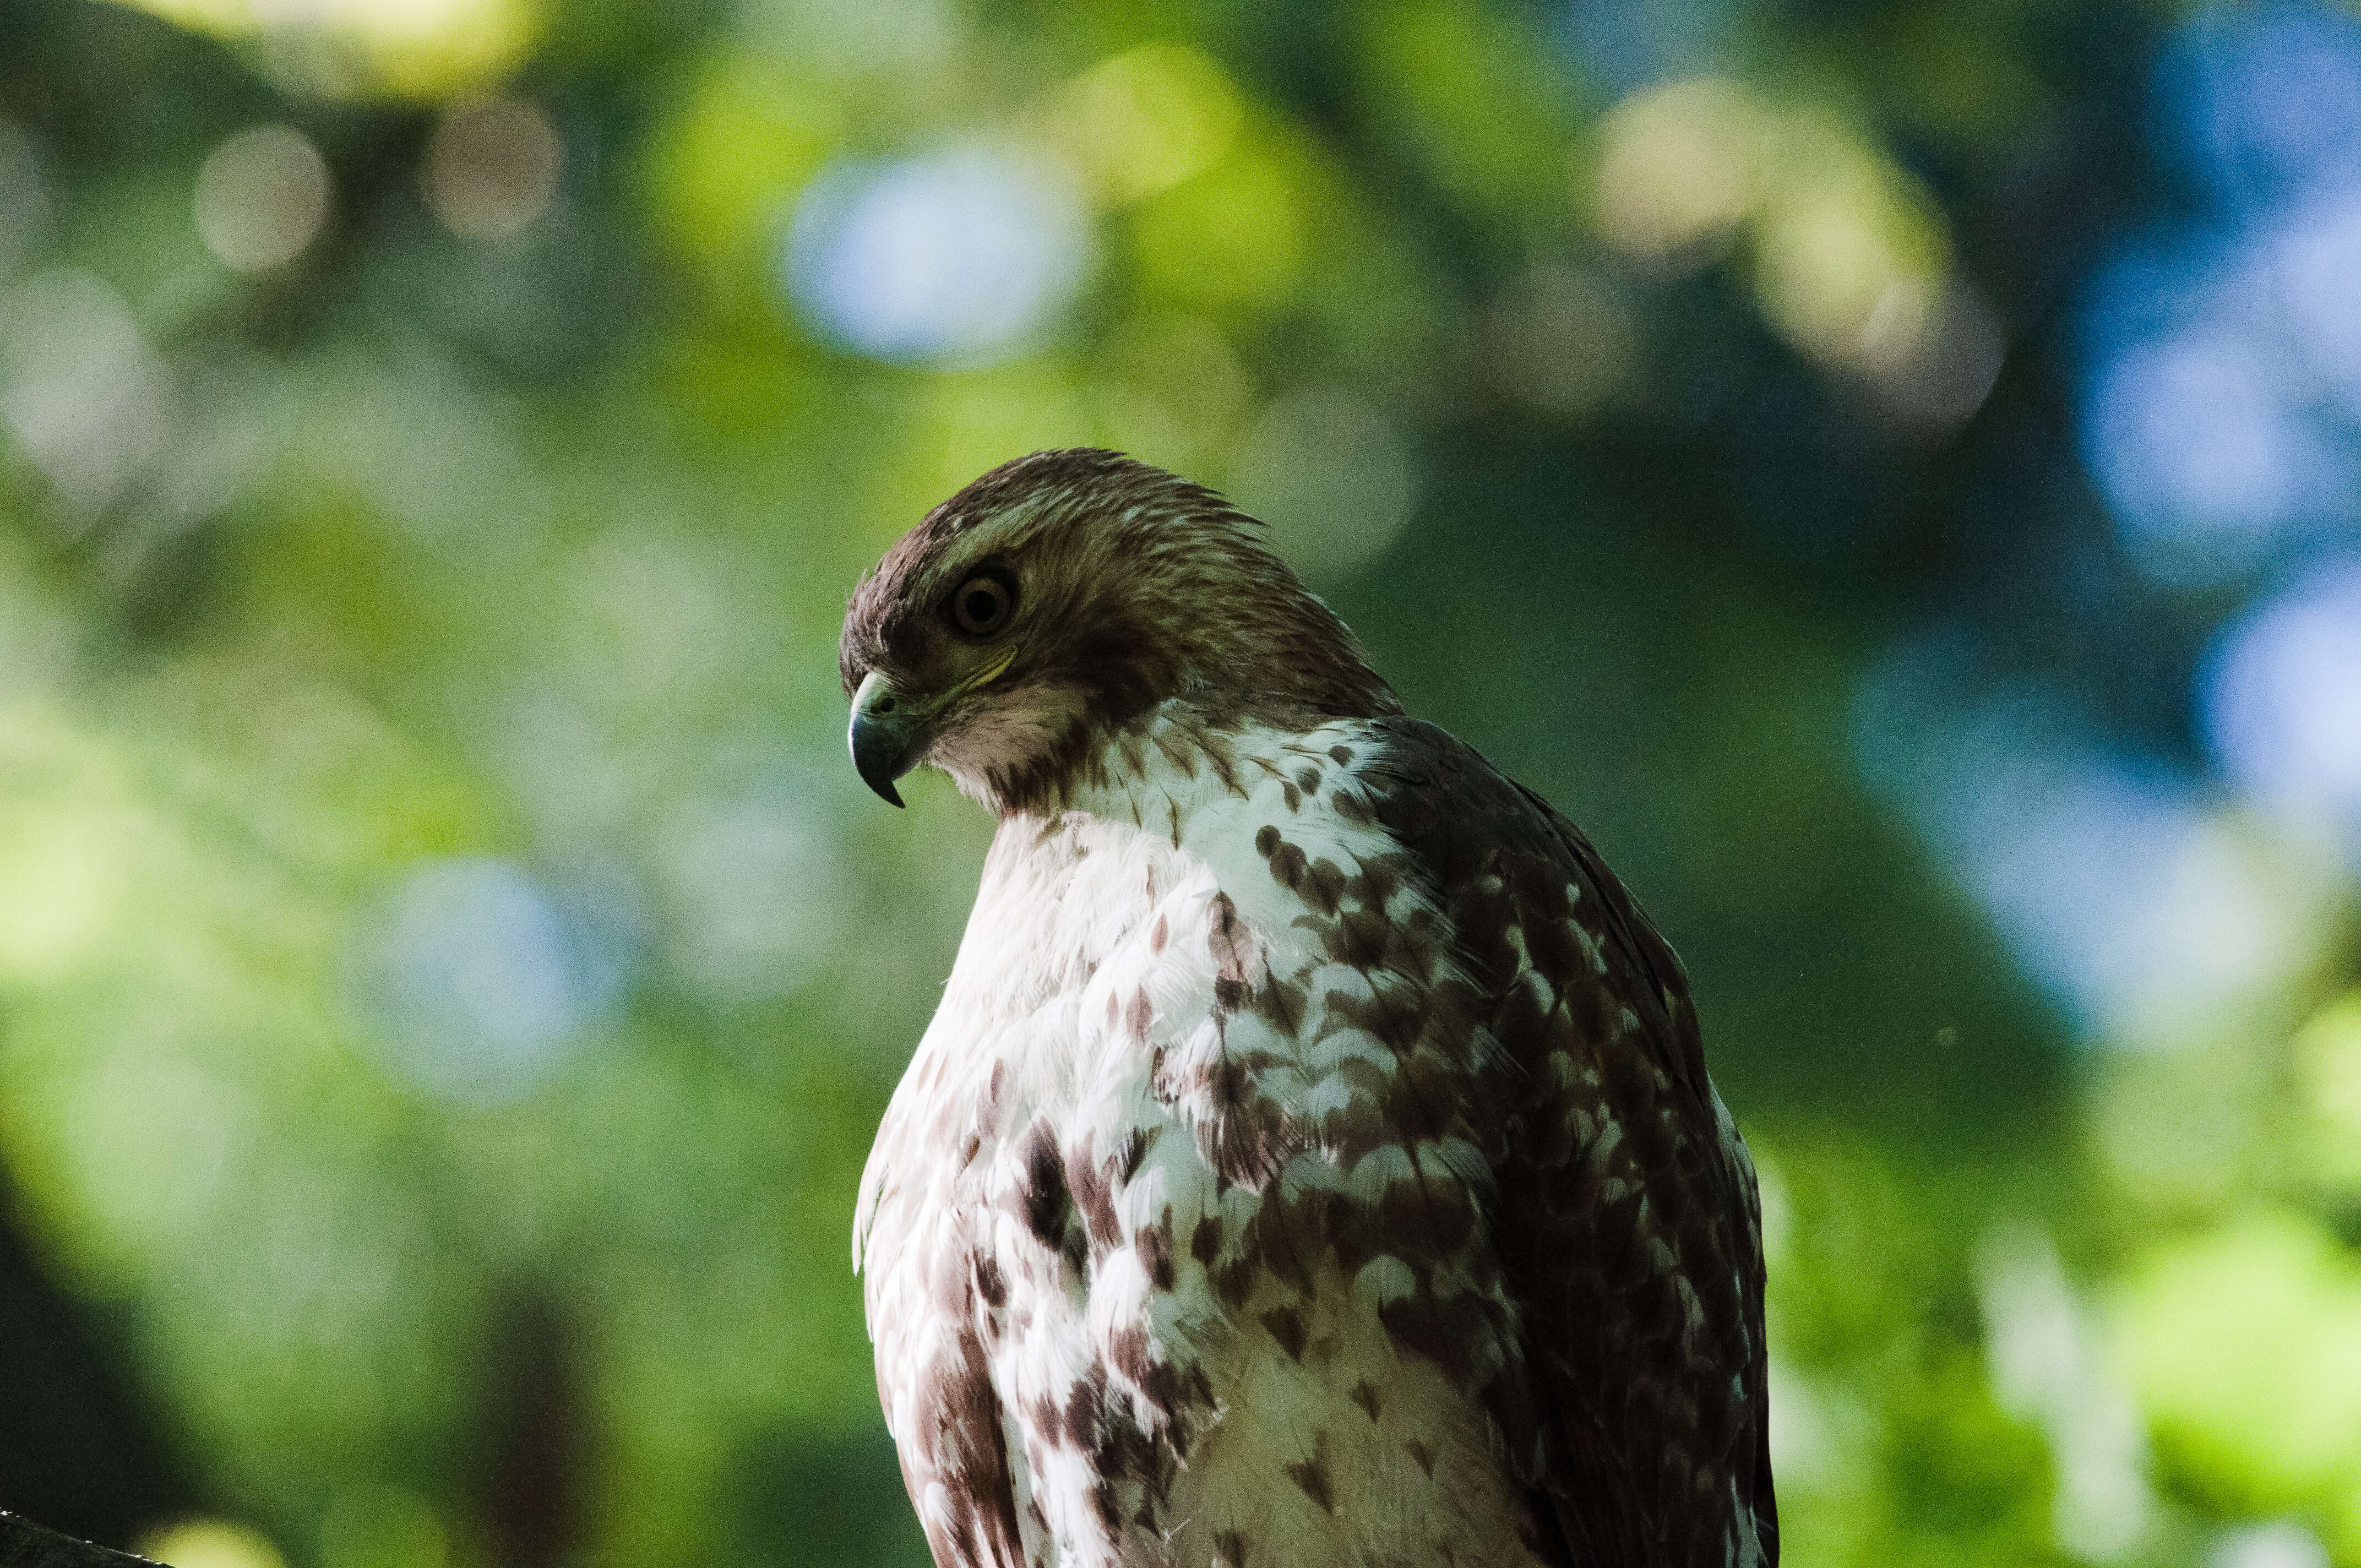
[{"xmin": 1362, "ymin": 718, "xmax": 1777, "ymax": 1566}]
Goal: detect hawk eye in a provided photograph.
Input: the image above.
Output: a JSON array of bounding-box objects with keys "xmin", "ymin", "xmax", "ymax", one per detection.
[{"xmin": 951, "ymin": 573, "xmax": 1014, "ymax": 637}]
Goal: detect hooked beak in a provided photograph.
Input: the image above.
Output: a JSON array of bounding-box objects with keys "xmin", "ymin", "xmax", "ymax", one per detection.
[{"xmin": 848, "ymin": 670, "xmax": 925, "ymax": 808}]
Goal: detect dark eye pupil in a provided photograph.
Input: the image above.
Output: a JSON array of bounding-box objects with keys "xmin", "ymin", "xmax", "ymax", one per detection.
[{"xmin": 964, "ymin": 588, "xmax": 998, "ymax": 624}]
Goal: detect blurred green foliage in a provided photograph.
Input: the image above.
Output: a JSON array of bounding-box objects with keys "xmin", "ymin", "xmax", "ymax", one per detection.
[{"xmin": 0, "ymin": 0, "xmax": 2357, "ymax": 1565}]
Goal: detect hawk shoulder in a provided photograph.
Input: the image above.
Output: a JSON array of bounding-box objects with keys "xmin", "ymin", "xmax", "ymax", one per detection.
[{"xmin": 1357, "ymin": 716, "xmax": 1776, "ymax": 1566}]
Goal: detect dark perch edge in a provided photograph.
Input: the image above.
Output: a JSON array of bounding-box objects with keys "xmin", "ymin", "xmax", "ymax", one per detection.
[{"xmin": 0, "ymin": 1515, "xmax": 157, "ymax": 1567}]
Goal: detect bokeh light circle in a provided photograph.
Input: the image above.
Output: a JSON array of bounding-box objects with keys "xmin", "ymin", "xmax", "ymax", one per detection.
[
  {"xmin": 357, "ymin": 857, "xmax": 624, "ymax": 1105},
  {"xmin": 2202, "ymin": 559, "xmax": 2361, "ymax": 847},
  {"xmin": 784, "ymin": 148, "xmax": 1090, "ymax": 364},
  {"xmin": 193, "ymin": 123, "xmax": 329, "ymax": 273},
  {"xmin": 1226, "ymin": 386, "xmax": 1416, "ymax": 582},
  {"xmin": 423, "ymin": 97, "xmax": 562, "ymax": 241},
  {"xmin": 2080, "ymin": 319, "xmax": 2335, "ymax": 579}
]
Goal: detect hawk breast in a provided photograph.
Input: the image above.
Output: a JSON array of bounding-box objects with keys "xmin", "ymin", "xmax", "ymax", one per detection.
[{"xmin": 857, "ymin": 707, "xmax": 1773, "ymax": 1568}]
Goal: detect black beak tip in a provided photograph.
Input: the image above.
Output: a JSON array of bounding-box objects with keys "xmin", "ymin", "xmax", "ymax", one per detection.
[
  {"xmin": 851, "ymin": 737, "xmax": 909, "ymax": 808},
  {"xmin": 849, "ymin": 685, "xmax": 916, "ymax": 809}
]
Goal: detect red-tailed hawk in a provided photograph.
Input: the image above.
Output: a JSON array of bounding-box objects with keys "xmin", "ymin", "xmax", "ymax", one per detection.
[{"xmin": 841, "ymin": 450, "xmax": 1775, "ymax": 1568}]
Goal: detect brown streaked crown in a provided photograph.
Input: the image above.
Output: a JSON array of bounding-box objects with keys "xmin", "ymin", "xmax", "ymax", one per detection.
[{"xmin": 840, "ymin": 449, "xmax": 1400, "ymax": 813}]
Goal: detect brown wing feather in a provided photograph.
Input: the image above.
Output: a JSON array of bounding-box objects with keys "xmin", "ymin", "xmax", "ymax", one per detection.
[
  {"xmin": 873, "ymin": 1239, "xmax": 1027, "ymax": 1568},
  {"xmin": 1362, "ymin": 718, "xmax": 1777, "ymax": 1568},
  {"xmin": 921, "ymin": 1309, "xmax": 1028, "ymax": 1568}
]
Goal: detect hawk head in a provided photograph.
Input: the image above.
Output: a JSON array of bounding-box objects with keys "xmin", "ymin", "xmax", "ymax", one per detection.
[{"xmin": 840, "ymin": 449, "xmax": 1397, "ymax": 814}]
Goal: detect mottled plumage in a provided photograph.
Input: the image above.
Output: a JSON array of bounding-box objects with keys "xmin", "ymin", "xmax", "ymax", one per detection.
[{"xmin": 841, "ymin": 450, "xmax": 1774, "ymax": 1568}]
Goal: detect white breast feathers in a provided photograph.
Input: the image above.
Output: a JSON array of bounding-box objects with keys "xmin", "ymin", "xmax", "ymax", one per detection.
[{"xmin": 855, "ymin": 707, "xmax": 1552, "ymax": 1568}]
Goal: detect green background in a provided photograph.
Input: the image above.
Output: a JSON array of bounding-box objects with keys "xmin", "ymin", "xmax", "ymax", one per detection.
[{"xmin": 1, "ymin": 0, "xmax": 2358, "ymax": 1564}]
